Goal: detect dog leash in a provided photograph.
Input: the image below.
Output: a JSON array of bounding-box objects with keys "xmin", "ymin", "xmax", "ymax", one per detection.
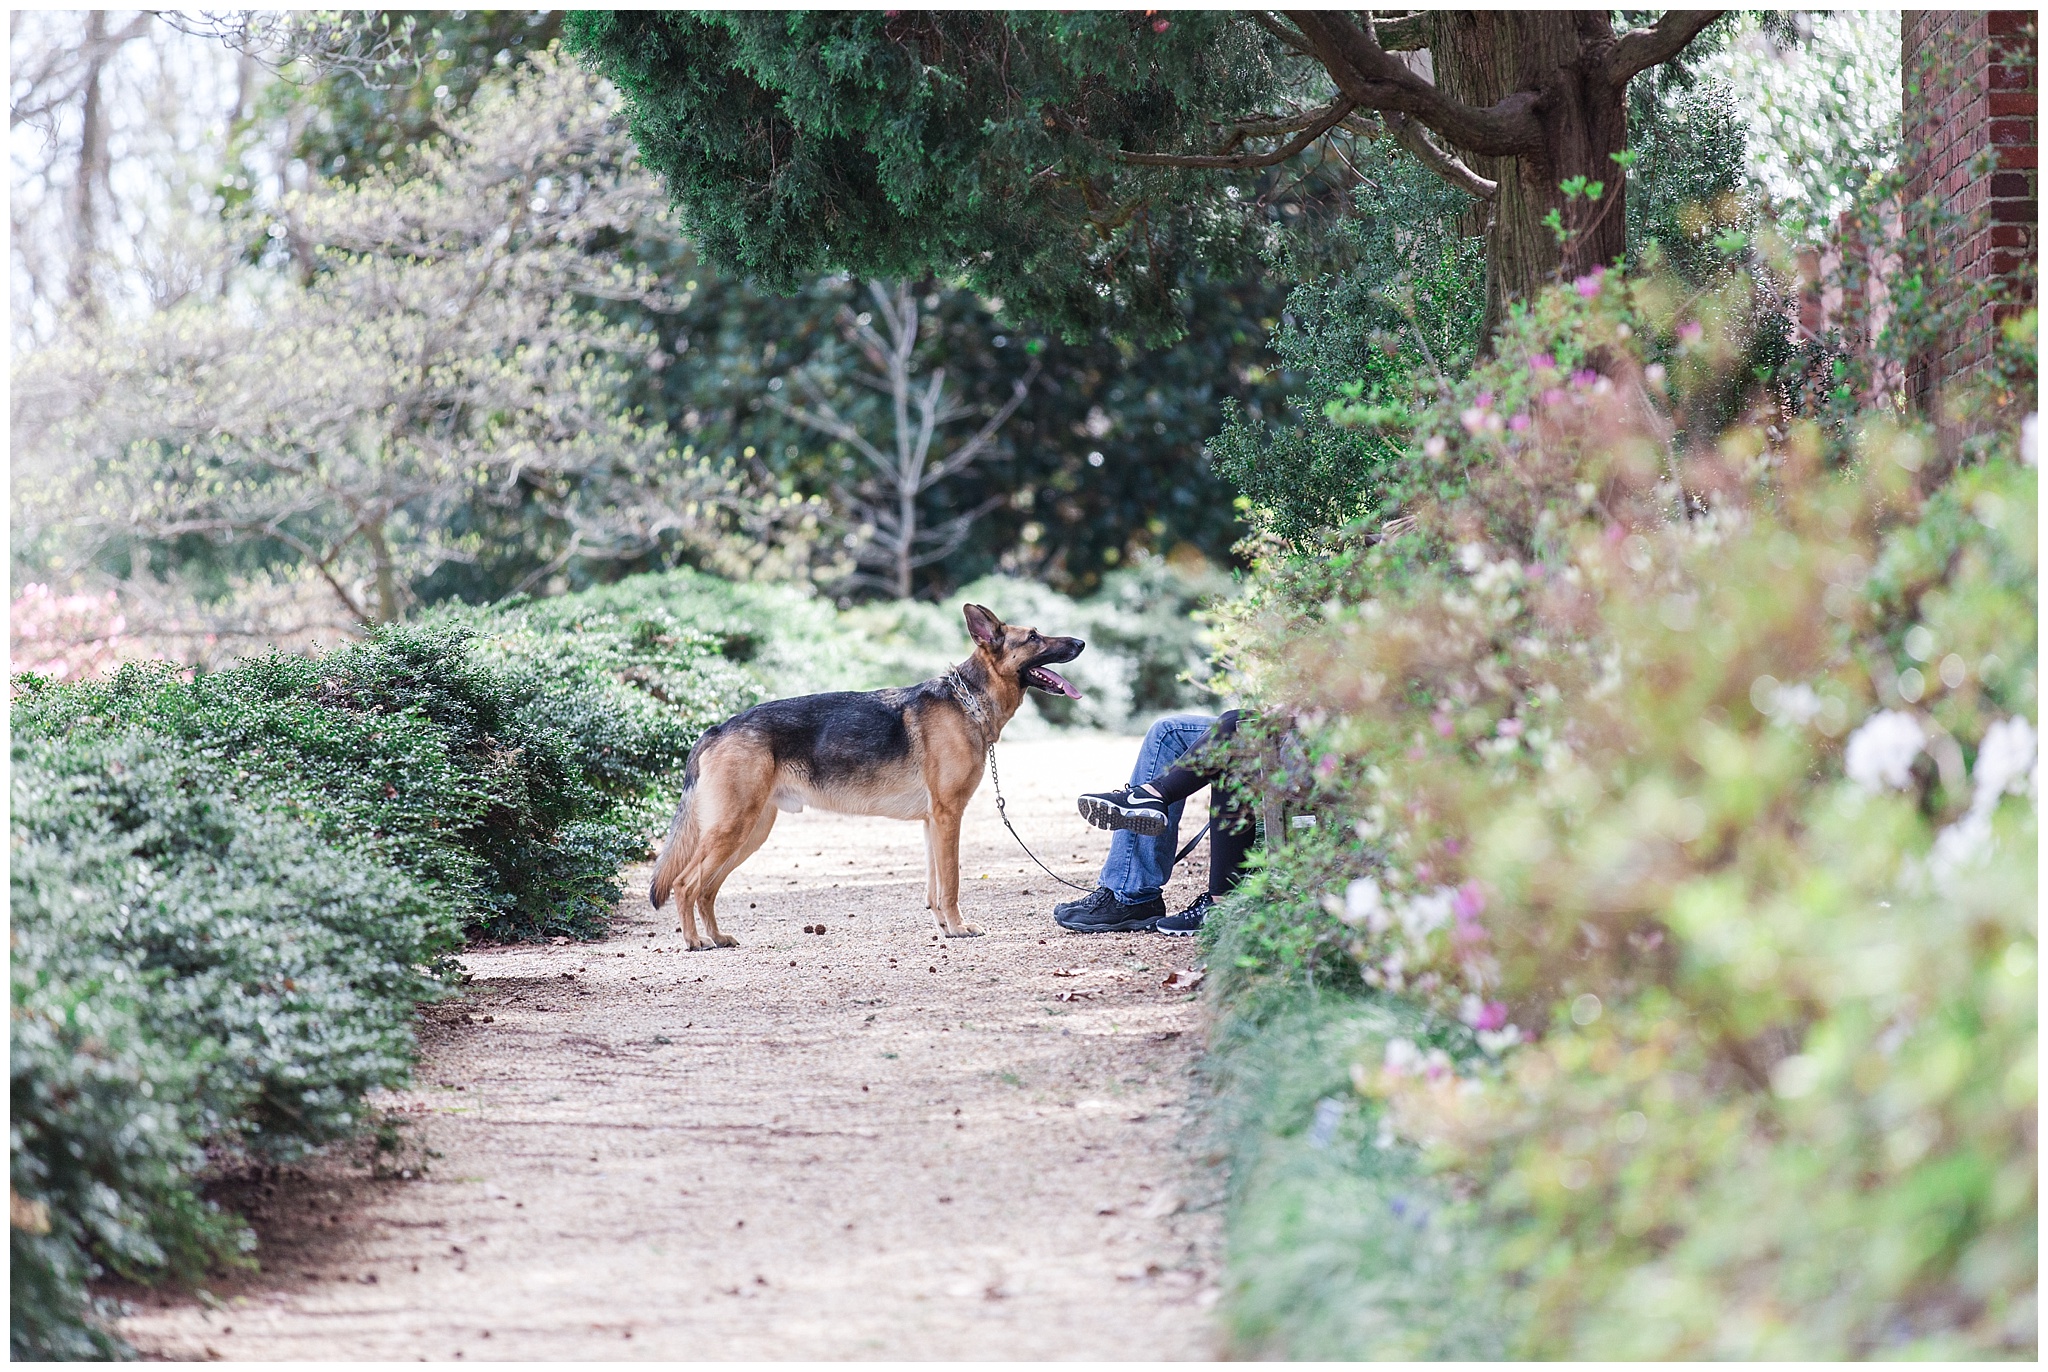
[{"xmin": 944, "ymin": 671, "xmax": 1211, "ymax": 892}]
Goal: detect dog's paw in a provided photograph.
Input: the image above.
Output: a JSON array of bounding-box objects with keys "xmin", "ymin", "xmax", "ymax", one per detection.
[
  {"xmin": 943, "ymin": 922, "xmax": 985, "ymax": 938},
  {"xmin": 713, "ymin": 933, "xmax": 738, "ymax": 948}
]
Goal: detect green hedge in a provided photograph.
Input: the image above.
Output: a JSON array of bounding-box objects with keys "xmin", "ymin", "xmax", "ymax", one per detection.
[{"xmin": 8, "ymin": 601, "xmax": 762, "ymax": 1357}]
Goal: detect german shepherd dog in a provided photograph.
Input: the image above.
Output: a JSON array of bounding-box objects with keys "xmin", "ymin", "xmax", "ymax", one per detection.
[{"xmin": 649, "ymin": 604, "xmax": 1085, "ymax": 949}]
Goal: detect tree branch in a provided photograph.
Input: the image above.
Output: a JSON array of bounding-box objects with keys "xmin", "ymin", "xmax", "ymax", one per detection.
[
  {"xmin": 1370, "ymin": 13, "xmax": 1432, "ymax": 52},
  {"xmin": 1114, "ymin": 97, "xmax": 1357, "ymax": 170},
  {"xmin": 1284, "ymin": 10, "xmax": 1543, "ymax": 158},
  {"xmin": 1383, "ymin": 111, "xmax": 1497, "ymax": 200},
  {"xmin": 1606, "ymin": 11, "xmax": 1725, "ymax": 87},
  {"xmin": 920, "ymin": 362, "xmax": 1039, "ymax": 488}
]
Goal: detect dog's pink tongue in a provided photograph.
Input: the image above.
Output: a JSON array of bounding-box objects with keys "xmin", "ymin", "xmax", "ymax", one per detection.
[{"xmin": 1037, "ymin": 667, "xmax": 1083, "ymax": 699}]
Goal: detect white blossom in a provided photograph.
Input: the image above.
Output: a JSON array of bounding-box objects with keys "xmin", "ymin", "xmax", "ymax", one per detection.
[
  {"xmin": 1399, "ymin": 887, "xmax": 1455, "ymax": 940},
  {"xmin": 1971, "ymin": 716, "xmax": 2037, "ymax": 808},
  {"xmin": 1343, "ymin": 877, "xmax": 1389, "ymax": 932},
  {"xmin": 1844, "ymin": 710, "xmax": 1925, "ymax": 792},
  {"xmin": 1931, "ymin": 716, "xmax": 2038, "ymax": 877}
]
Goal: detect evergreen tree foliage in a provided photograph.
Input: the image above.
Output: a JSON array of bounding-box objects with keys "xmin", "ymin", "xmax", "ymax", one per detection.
[{"xmin": 565, "ymin": 11, "xmax": 1283, "ymax": 346}]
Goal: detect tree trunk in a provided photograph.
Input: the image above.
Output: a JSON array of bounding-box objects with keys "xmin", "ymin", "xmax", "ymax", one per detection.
[
  {"xmin": 365, "ymin": 522, "xmax": 403, "ymax": 624},
  {"xmin": 894, "ymin": 486, "xmax": 916, "ymax": 599},
  {"xmin": 1427, "ymin": 12, "xmax": 1631, "ymax": 340},
  {"xmin": 67, "ymin": 11, "xmax": 111, "ymax": 320}
]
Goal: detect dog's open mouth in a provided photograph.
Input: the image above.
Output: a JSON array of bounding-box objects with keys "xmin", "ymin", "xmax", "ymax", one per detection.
[{"xmin": 1026, "ymin": 665, "xmax": 1083, "ymax": 699}]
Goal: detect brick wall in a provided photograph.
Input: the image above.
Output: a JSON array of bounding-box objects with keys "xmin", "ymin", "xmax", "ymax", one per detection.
[{"xmin": 1902, "ymin": 11, "xmax": 2037, "ymax": 395}]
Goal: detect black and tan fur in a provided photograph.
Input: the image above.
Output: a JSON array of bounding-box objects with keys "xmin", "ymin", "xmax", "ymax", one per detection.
[{"xmin": 649, "ymin": 604, "xmax": 1085, "ymax": 949}]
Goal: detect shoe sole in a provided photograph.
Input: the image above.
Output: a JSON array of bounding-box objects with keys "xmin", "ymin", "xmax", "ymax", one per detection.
[
  {"xmin": 1077, "ymin": 796, "xmax": 1169, "ymax": 836},
  {"xmin": 1156, "ymin": 922, "xmax": 1201, "ymax": 936},
  {"xmin": 1054, "ymin": 910, "xmax": 1163, "ymax": 933}
]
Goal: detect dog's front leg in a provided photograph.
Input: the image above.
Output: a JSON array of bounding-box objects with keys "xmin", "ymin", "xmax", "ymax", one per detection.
[{"xmin": 928, "ymin": 806, "xmax": 982, "ymax": 937}]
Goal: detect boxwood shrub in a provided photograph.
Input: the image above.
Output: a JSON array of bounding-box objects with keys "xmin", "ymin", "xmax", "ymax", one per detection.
[{"xmin": 9, "ymin": 600, "xmax": 761, "ymax": 1357}]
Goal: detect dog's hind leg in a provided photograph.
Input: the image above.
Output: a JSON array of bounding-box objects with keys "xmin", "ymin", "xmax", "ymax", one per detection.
[
  {"xmin": 676, "ymin": 774, "xmax": 776, "ymax": 951},
  {"xmin": 695, "ymin": 801, "xmax": 775, "ymax": 948}
]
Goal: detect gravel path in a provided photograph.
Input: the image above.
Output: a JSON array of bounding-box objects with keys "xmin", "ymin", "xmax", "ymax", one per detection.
[{"xmin": 120, "ymin": 732, "xmax": 1223, "ymax": 1360}]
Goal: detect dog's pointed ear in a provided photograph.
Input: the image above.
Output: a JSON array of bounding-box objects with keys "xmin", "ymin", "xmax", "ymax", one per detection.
[{"xmin": 962, "ymin": 603, "xmax": 1005, "ymax": 649}]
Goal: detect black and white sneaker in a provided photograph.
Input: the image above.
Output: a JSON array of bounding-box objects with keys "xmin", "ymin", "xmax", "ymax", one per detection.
[
  {"xmin": 1053, "ymin": 885, "xmax": 1165, "ymax": 933},
  {"xmin": 1157, "ymin": 892, "xmax": 1215, "ymax": 936},
  {"xmin": 1077, "ymin": 784, "xmax": 1170, "ymax": 836}
]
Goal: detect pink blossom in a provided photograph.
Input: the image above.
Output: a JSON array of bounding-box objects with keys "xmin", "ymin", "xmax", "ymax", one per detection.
[
  {"xmin": 1509, "ymin": 413, "xmax": 1531, "ymax": 433},
  {"xmin": 1497, "ymin": 717, "xmax": 1523, "ymax": 738},
  {"xmin": 1574, "ymin": 269, "xmax": 1604, "ymax": 298},
  {"xmin": 1475, "ymin": 390, "xmax": 1494, "ymax": 410},
  {"xmin": 1314, "ymin": 753, "xmax": 1340, "ymax": 780},
  {"xmin": 1529, "ymin": 352, "xmax": 1556, "ymax": 372},
  {"xmin": 1473, "ymin": 1001, "xmax": 1509, "ymax": 1032},
  {"xmin": 1433, "ymin": 710, "xmax": 1455, "ymax": 738},
  {"xmin": 1453, "ymin": 880, "xmax": 1486, "ymax": 922},
  {"xmin": 1677, "ymin": 320, "xmax": 1704, "ymax": 345},
  {"xmin": 1151, "ymin": 17, "xmax": 1171, "ymax": 32},
  {"xmin": 1541, "ymin": 387, "xmax": 1566, "ymax": 407},
  {"xmin": 1571, "ymin": 369, "xmax": 1600, "ymax": 388}
]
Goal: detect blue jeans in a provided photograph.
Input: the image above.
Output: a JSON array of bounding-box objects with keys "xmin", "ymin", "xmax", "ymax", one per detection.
[{"xmin": 1099, "ymin": 713, "xmax": 1218, "ymax": 906}]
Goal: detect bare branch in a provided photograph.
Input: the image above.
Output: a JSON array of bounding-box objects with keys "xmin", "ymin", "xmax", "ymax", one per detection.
[
  {"xmin": 1606, "ymin": 11, "xmax": 1725, "ymax": 86},
  {"xmin": 1383, "ymin": 111, "xmax": 1498, "ymax": 200},
  {"xmin": 764, "ymin": 391, "xmax": 893, "ymax": 471},
  {"xmin": 921, "ymin": 362, "xmax": 1039, "ymax": 488},
  {"xmin": 1114, "ymin": 97, "xmax": 1358, "ymax": 170}
]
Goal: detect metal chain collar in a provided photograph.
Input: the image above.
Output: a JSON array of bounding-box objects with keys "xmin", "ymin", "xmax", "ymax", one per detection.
[{"xmin": 943, "ymin": 668, "xmax": 1094, "ymax": 892}]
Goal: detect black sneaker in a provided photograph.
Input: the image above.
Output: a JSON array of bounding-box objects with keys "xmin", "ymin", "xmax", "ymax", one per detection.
[
  {"xmin": 1078, "ymin": 784, "xmax": 1170, "ymax": 836},
  {"xmin": 1157, "ymin": 891, "xmax": 1214, "ymax": 936},
  {"xmin": 1053, "ymin": 885, "xmax": 1165, "ymax": 933}
]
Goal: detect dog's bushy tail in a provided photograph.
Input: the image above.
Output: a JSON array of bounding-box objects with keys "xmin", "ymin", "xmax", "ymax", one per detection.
[{"xmin": 648, "ymin": 776, "xmax": 696, "ymax": 911}]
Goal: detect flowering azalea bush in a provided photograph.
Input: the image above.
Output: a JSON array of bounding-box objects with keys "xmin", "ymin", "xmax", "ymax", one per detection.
[{"xmin": 1203, "ymin": 274, "xmax": 2035, "ymax": 1356}]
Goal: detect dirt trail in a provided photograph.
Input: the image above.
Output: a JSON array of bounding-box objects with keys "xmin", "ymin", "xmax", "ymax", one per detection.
[{"xmin": 122, "ymin": 732, "xmax": 1223, "ymax": 1361}]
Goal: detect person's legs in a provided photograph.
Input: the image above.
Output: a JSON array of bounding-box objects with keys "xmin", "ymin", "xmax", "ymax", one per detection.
[
  {"xmin": 1135, "ymin": 709, "xmax": 1242, "ymax": 805},
  {"xmin": 1153, "ymin": 715, "xmax": 1256, "ymax": 936},
  {"xmin": 1091, "ymin": 713, "xmax": 1217, "ymax": 905},
  {"xmin": 1208, "ymin": 781, "xmax": 1256, "ymax": 896}
]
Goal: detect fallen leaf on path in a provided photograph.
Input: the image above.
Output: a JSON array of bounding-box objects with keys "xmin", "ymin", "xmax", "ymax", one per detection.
[
  {"xmin": 1054, "ymin": 990, "xmax": 1091, "ymax": 1002},
  {"xmin": 1161, "ymin": 968, "xmax": 1206, "ymax": 991},
  {"xmin": 1050, "ymin": 968, "xmax": 1082, "ymax": 978}
]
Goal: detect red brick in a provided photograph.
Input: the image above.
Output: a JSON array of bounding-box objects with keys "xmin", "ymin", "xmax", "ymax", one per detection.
[
  {"xmin": 1990, "ymin": 251, "xmax": 2029, "ymax": 275},
  {"xmin": 1998, "ymin": 146, "xmax": 2039, "ymax": 170},
  {"xmin": 1992, "ymin": 171, "xmax": 2033, "ymax": 196},
  {"xmin": 1991, "ymin": 118, "xmax": 2034, "ymax": 144},
  {"xmin": 1989, "ymin": 224, "xmax": 2033, "ymax": 249},
  {"xmin": 1992, "ymin": 198, "xmax": 2038, "ymax": 224},
  {"xmin": 1987, "ymin": 12, "xmax": 2035, "ymax": 38},
  {"xmin": 1990, "ymin": 92, "xmax": 2038, "ymax": 116},
  {"xmin": 1991, "ymin": 62, "xmax": 2035, "ymax": 90}
]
